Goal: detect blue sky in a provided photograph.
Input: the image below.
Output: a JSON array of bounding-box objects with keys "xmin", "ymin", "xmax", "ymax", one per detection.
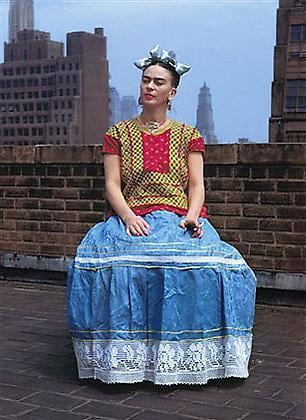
[{"xmin": 0, "ymin": 0, "xmax": 278, "ymax": 142}]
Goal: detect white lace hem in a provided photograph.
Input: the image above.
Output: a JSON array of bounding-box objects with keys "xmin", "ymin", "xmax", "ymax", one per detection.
[{"xmin": 72, "ymin": 335, "xmax": 252, "ymax": 385}]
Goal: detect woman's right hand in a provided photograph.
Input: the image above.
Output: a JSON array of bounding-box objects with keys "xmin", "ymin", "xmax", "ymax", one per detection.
[{"xmin": 124, "ymin": 214, "xmax": 150, "ymax": 236}]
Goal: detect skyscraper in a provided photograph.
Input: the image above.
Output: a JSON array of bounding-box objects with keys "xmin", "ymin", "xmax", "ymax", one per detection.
[
  {"xmin": 269, "ymin": 0, "xmax": 306, "ymax": 143},
  {"xmin": 120, "ymin": 95, "xmax": 137, "ymax": 121},
  {"xmin": 109, "ymin": 87, "xmax": 121, "ymax": 126},
  {"xmin": 196, "ymin": 82, "xmax": 218, "ymax": 144},
  {"xmin": 0, "ymin": 28, "xmax": 109, "ymax": 146},
  {"xmin": 9, "ymin": 0, "xmax": 34, "ymax": 42}
]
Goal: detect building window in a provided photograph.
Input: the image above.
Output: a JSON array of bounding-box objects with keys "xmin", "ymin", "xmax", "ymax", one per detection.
[
  {"xmin": 14, "ymin": 92, "xmax": 19, "ymax": 99},
  {"xmin": 66, "ymin": 88, "xmax": 70, "ymax": 96},
  {"xmin": 16, "ymin": 67, "xmax": 21, "ymax": 75},
  {"xmin": 49, "ymin": 127, "xmax": 53, "ymax": 135},
  {"xmin": 37, "ymin": 115, "xmax": 42, "ymax": 123},
  {"xmin": 43, "ymin": 65, "xmax": 50, "ymax": 73},
  {"xmin": 10, "ymin": 128, "xmax": 15, "ymax": 136},
  {"xmin": 23, "ymin": 116, "xmax": 28, "ymax": 124},
  {"xmin": 37, "ymin": 103, "xmax": 42, "ymax": 111},
  {"xmin": 38, "ymin": 128, "xmax": 43, "ymax": 136},
  {"xmin": 75, "ymin": 63, "xmax": 79, "ymax": 70},
  {"xmin": 61, "ymin": 114, "xmax": 65, "ymax": 122},
  {"xmin": 15, "ymin": 116, "xmax": 20, "ymax": 123},
  {"xmin": 24, "ymin": 128, "xmax": 29, "ymax": 136},
  {"xmin": 73, "ymin": 88, "xmax": 78, "ymax": 96},
  {"xmin": 29, "ymin": 116, "xmax": 34, "ymax": 124},
  {"xmin": 61, "ymin": 101, "xmax": 65, "ymax": 109},
  {"xmin": 290, "ymin": 24, "xmax": 306, "ymax": 43},
  {"xmin": 286, "ymin": 79, "xmax": 306, "ymax": 112},
  {"xmin": 32, "ymin": 128, "xmax": 37, "ymax": 136},
  {"xmin": 66, "ymin": 75, "xmax": 70, "ymax": 83},
  {"xmin": 69, "ymin": 63, "xmax": 73, "ymax": 71},
  {"xmin": 68, "ymin": 101, "xmax": 72, "ymax": 109},
  {"xmin": 43, "ymin": 115, "xmax": 48, "ymax": 123},
  {"xmin": 56, "ymin": 127, "xmax": 60, "ymax": 135}
]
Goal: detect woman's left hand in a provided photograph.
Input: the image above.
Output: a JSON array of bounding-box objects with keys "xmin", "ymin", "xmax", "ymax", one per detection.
[{"xmin": 179, "ymin": 217, "xmax": 203, "ymax": 238}]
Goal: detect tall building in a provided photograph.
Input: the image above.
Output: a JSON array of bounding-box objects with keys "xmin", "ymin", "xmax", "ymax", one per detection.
[
  {"xmin": 9, "ymin": 0, "xmax": 34, "ymax": 42},
  {"xmin": 196, "ymin": 82, "xmax": 218, "ymax": 144},
  {"xmin": 109, "ymin": 86, "xmax": 121, "ymax": 126},
  {"xmin": 120, "ymin": 95, "xmax": 137, "ymax": 121},
  {"xmin": 269, "ymin": 0, "xmax": 306, "ymax": 143},
  {"xmin": 0, "ymin": 28, "xmax": 109, "ymax": 146}
]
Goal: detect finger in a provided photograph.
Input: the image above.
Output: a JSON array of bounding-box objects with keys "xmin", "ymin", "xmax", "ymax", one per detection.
[
  {"xmin": 141, "ymin": 219, "xmax": 150, "ymax": 230},
  {"xmin": 128, "ymin": 225, "xmax": 140, "ymax": 236},
  {"xmin": 132, "ymin": 223, "xmax": 146, "ymax": 236},
  {"xmin": 138, "ymin": 221, "xmax": 149, "ymax": 235},
  {"xmin": 179, "ymin": 220, "xmax": 187, "ymax": 229},
  {"xmin": 126, "ymin": 226, "xmax": 131, "ymax": 236}
]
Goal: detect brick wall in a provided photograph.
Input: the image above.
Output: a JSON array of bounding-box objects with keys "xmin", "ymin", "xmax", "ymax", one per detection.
[{"xmin": 0, "ymin": 144, "xmax": 305, "ymax": 281}]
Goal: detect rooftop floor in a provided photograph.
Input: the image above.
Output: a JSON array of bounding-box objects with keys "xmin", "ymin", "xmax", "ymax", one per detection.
[{"xmin": 0, "ymin": 282, "xmax": 305, "ymax": 420}]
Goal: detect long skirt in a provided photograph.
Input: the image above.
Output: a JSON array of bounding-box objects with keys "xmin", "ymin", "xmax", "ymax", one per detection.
[{"xmin": 67, "ymin": 210, "xmax": 256, "ymax": 385}]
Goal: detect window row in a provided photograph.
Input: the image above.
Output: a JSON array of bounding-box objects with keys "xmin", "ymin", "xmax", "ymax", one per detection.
[
  {"xmin": 2, "ymin": 140, "xmax": 68, "ymax": 146},
  {"xmin": 286, "ymin": 79, "xmax": 306, "ymax": 112},
  {"xmin": 1, "ymin": 126, "xmax": 69, "ymax": 137},
  {"xmin": 1, "ymin": 100, "xmax": 73, "ymax": 112},
  {"xmin": 0, "ymin": 74, "xmax": 78, "ymax": 89},
  {"xmin": 1, "ymin": 113, "xmax": 73, "ymax": 124},
  {"xmin": 0, "ymin": 85, "xmax": 79, "ymax": 99},
  {"xmin": 2, "ymin": 62, "xmax": 80, "ymax": 76},
  {"xmin": 290, "ymin": 25, "xmax": 306, "ymax": 43}
]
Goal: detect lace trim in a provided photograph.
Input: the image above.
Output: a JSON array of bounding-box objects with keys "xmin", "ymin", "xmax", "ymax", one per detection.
[{"xmin": 72, "ymin": 336, "xmax": 252, "ymax": 385}]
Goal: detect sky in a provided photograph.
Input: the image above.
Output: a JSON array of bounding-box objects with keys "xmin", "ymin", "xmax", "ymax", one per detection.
[{"xmin": 0, "ymin": 0, "xmax": 278, "ymax": 143}]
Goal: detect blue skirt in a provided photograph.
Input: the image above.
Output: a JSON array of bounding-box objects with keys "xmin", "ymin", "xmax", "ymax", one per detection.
[{"xmin": 67, "ymin": 210, "xmax": 256, "ymax": 385}]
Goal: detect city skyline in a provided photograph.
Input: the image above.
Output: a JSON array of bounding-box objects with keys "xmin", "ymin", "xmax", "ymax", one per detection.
[{"xmin": 0, "ymin": 0, "xmax": 278, "ymax": 142}]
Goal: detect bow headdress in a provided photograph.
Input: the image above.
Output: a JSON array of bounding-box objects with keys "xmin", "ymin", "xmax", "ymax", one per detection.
[{"xmin": 134, "ymin": 45, "xmax": 191, "ymax": 76}]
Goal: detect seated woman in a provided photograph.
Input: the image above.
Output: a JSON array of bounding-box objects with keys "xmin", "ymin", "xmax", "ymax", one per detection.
[{"xmin": 67, "ymin": 45, "xmax": 256, "ymax": 385}]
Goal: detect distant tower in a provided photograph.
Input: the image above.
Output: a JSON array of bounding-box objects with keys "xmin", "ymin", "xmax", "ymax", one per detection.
[
  {"xmin": 9, "ymin": 0, "xmax": 34, "ymax": 42},
  {"xmin": 109, "ymin": 87, "xmax": 121, "ymax": 127},
  {"xmin": 196, "ymin": 82, "xmax": 218, "ymax": 144},
  {"xmin": 120, "ymin": 95, "xmax": 137, "ymax": 121}
]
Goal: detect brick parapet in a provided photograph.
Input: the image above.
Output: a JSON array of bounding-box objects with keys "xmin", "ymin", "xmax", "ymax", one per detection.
[{"xmin": 0, "ymin": 144, "xmax": 305, "ymax": 279}]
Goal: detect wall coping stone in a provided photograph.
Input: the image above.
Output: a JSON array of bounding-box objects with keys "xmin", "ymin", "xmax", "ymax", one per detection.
[{"xmin": 0, "ymin": 144, "xmax": 306, "ymax": 165}]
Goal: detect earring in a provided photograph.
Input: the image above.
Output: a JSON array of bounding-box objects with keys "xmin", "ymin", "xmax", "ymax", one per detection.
[
  {"xmin": 167, "ymin": 100, "xmax": 172, "ymax": 111},
  {"xmin": 138, "ymin": 97, "xmax": 143, "ymax": 107}
]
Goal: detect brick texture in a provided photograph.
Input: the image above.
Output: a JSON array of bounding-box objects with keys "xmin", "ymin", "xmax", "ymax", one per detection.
[{"xmin": 0, "ymin": 144, "xmax": 305, "ymax": 274}]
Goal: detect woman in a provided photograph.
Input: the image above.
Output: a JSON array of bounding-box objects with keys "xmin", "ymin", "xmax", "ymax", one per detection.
[{"xmin": 67, "ymin": 45, "xmax": 256, "ymax": 385}]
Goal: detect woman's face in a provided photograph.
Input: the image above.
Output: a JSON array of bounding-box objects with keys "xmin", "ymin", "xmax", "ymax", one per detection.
[{"xmin": 140, "ymin": 64, "xmax": 177, "ymax": 109}]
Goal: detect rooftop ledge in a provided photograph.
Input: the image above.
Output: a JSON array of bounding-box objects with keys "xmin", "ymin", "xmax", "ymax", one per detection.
[{"xmin": 0, "ymin": 143, "xmax": 306, "ymax": 165}]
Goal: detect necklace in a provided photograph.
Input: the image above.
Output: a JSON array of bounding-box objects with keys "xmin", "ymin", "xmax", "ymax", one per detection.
[{"xmin": 138, "ymin": 116, "xmax": 167, "ymax": 133}]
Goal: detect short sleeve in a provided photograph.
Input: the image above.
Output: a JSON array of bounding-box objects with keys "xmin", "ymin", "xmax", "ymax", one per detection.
[
  {"xmin": 188, "ymin": 128, "xmax": 205, "ymax": 155},
  {"xmin": 102, "ymin": 125, "xmax": 121, "ymax": 155}
]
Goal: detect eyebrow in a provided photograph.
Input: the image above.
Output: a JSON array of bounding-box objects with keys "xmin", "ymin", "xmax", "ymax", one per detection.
[{"xmin": 142, "ymin": 76, "xmax": 167, "ymax": 82}]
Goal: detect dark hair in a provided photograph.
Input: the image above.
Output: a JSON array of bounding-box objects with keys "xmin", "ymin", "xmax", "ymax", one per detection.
[{"xmin": 144, "ymin": 61, "xmax": 180, "ymax": 88}]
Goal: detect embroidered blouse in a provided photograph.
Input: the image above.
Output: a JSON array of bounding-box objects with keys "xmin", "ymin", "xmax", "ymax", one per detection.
[{"xmin": 102, "ymin": 119, "xmax": 207, "ymax": 218}]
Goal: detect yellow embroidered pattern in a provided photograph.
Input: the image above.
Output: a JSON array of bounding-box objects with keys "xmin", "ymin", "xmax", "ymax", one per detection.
[{"xmin": 105, "ymin": 119, "xmax": 204, "ymax": 215}]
